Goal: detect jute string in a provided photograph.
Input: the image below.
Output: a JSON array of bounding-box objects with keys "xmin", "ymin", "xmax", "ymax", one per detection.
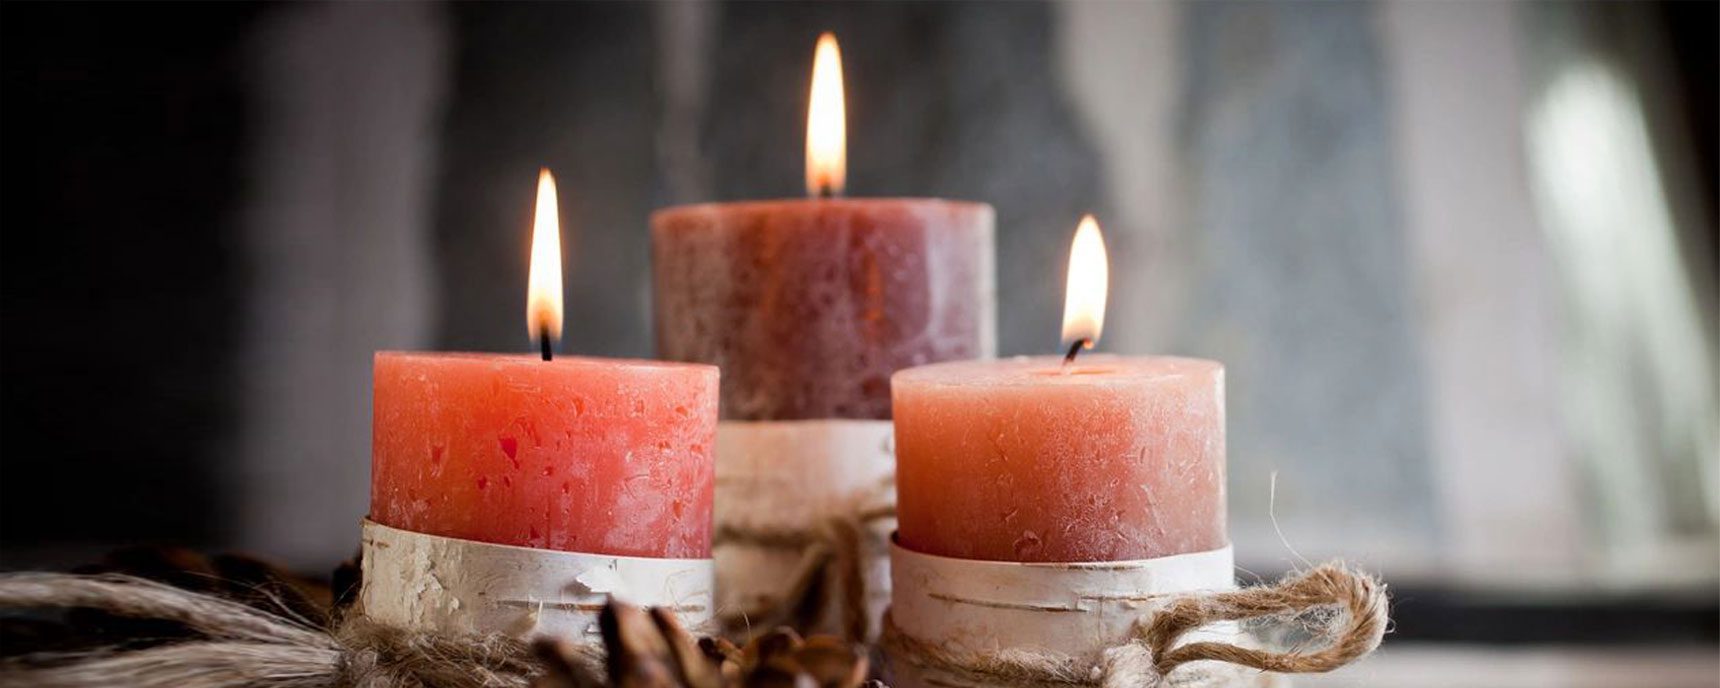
[
  {"xmin": 880, "ymin": 563, "xmax": 1388, "ymax": 688},
  {"xmin": 0, "ymin": 565, "xmax": 1385, "ymax": 687},
  {"xmin": 0, "ymin": 572, "xmax": 595, "ymax": 688}
]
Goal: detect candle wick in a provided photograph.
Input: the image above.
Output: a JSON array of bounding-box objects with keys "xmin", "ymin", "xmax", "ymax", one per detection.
[
  {"xmin": 1062, "ymin": 338, "xmax": 1089, "ymax": 367},
  {"xmin": 814, "ymin": 183, "xmax": 839, "ymax": 200},
  {"xmin": 539, "ymin": 326, "xmax": 553, "ymax": 362}
]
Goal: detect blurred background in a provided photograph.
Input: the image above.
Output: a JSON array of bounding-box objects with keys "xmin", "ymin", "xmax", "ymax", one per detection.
[{"xmin": 1, "ymin": 1, "xmax": 1714, "ymax": 685}]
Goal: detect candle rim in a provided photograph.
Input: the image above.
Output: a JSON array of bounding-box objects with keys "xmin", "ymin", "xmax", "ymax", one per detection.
[
  {"xmin": 375, "ymin": 350, "xmax": 719, "ymax": 376},
  {"xmin": 892, "ymin": 354, "xmax": 1222, "ymax": 388},
  {"xmin": 650, "ymin": 197, "xmax": 994, "ymax": 223}
]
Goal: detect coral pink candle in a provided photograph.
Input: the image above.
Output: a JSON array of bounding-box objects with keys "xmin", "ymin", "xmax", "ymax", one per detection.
[
  {"xmin": 369, "ymin": 170, "xmax": 719, "ymax": 559},
  {"xmin": 370, "ymin": 353, "xmax": 717, "ymax": 558},
  {"xmin": 893, "ymin": 355, "xmax": 1225, "ymax": 562},
  {"xmin": 893, "ymin": 216, "xmax": 1227, "ymax": 562}
]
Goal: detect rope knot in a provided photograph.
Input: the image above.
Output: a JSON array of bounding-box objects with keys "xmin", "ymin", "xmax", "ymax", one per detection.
[{"xmin": 882, "ymin": 562, "xmax": 1388, "ymax": 687}]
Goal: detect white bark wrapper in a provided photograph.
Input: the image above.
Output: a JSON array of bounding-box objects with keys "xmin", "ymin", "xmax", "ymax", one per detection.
[
  {"xmin": 889, "ymin": 540, "xmax": 1236, "ymax": 678},
  {"xmin": 360, "ymin": 519, "xmax": 713, "ymax": 639}
]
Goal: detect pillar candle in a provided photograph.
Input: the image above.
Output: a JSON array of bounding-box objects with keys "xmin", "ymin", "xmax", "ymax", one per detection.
[
  {"xmin": 370, "ymin": 352, "xmax": 718, "ymax": 558},
  {"xmin": 652, "ymin": 199, "xmax": 994, "ymax": 419},
  {"xmin": 892, "ymin": 355, "xmax": 1226, "ymax": 562},
  {"xmin": 653, "ymin": 34, "xmax": 995, "ymax": 639},
  {"xmin": 653, "ymin": 33, "xmax": 993, "ymax": 421},
  {"xmin": 370, "ymin": 170, "xmax": 719, "ymax": 561}
]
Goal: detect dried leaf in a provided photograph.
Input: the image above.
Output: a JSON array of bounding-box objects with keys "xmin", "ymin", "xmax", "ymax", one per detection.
[
  {"xmin": 793, "ymin": 637, "xmax": 868, "ymax": 688},
  {"xmin": 533, "ymin": 636, "xmax": 606, "ymax": 688},
  {"xmin": 698, "ymin": 635, "xmax": 740, "ymax": 665},
  {"xmin": 602, "ymin": 602, "xmax": 680, "ymax": 688},
  {"xmin": 650, "ymin": 607, "xmax": 723, "ymax": 688},
  {"xmin": 742, "ymin": 627, "xmax": 803, "ymax": 670}
]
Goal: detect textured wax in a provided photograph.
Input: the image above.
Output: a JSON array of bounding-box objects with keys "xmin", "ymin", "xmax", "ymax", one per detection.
[
  {"xmin": 652, "ymin": 198, "xmax": 994, "ymax": 420},
  {"xmin": 893, "ymin": 355, "xmax": 1226, "ymax": 562},
  {"xmin": 371, "ymin": 352, "xmax": 718, "ymax": 558}
]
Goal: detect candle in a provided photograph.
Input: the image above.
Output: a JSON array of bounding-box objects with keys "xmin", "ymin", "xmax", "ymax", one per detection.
[
  {"xmin": 370, "ymin": 170, "xmax": 718, "ymax": 559},
  {"xmin": 893, "ymin": 216, "xmax": 1226, "ymax": 562},
  {"xmin": 652, "ymin": 33, "xmax": 994, "ymax": 420}
]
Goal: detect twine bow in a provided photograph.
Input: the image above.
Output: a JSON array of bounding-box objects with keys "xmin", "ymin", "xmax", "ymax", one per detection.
[{"xmin": 882, "ymin": 562, "xmax": 1388, "ymax": 687}]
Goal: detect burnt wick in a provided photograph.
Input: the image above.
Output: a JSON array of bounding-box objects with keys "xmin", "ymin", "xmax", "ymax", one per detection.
[{"xmin": 1062, "ymin": 338, "xmax": 1090, "ymax": 366}]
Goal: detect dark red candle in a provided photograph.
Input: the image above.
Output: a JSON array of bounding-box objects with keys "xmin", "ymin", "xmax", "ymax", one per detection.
[{"xmin": 652, "ymin": 199, "xmax": 993, "ymax": 420}]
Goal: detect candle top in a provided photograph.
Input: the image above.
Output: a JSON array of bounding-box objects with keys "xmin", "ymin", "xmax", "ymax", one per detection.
[
  {"xmin": 651, "ymin": 197, "xmax": 993, "ymax": 223},
  {"xmin": 376, "ymin": 351, "xmax": 718, "ymax": 377},
  {"xmin": 893, "ymin": 354, "xmax": 1221, "ymax": 389}
]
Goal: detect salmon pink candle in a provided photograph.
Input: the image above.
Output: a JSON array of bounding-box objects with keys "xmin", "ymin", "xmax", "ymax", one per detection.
[
  {"xmin": 363, "ymin": 170, "xmax": 717, "ymax": 638},
  {"xmin": 893, "ymin": 216, "xmax": 1227, "ymax": 562},
  {"xmin": 893, "ymin": 354, "xmax": 1225, "ymax": 562},
  {"xmin": 370, "ymin": 352, "xmax": 717, "ymax": 557}
]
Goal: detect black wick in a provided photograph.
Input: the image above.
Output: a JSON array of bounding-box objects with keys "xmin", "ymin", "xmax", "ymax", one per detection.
[
  {"xmin": 814, "ymin": 182, "xmax": 839, "ymax": 200},
  {"xmin": 1063, "ymin": 338, "xmax": 1090, "ymax": 366},
  {"xmin": 538, "ymin": 325, "xmax": 553, "ymax": 362}
]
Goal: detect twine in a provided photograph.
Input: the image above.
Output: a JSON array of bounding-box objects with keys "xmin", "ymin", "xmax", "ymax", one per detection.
[
  {"xmin": 0, "ymin": 564, "xmax": 1385, "ymax": 688},
  {"xmin": 0, "ymin": 572, "xmax": 595, "ymax": 688},
  {"xmin": 880, "ymin": 563, "xmax": 1388, "ymax": 688}
]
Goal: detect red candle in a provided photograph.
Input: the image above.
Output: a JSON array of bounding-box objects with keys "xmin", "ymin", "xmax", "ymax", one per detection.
[
  {"xmin": 892, "ymin": 217, "xmax": 1227, "ymax": 562},
  {"xmin": 370, "ymin": 171, "xmax": 718, "ymax": 558},
  {"xmin": 371, "ymin": 353, "xmax": 716, "ymax": 558},
  {"xmin": 651, "ymin": 34, "xmax": 994, "ymax": 420}
]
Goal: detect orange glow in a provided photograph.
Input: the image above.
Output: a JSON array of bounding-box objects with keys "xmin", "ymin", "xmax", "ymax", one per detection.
[
  {"xmin": 805, "ymin": 32, "xmax": 846, "ymax": 197},
  {"xmin": 1060, "ymin": 215, "xmax": 1108, "ymax": 347},
  {"xmin": 527, "ymin": 168, "xmax": 563, "ymax": 342}
]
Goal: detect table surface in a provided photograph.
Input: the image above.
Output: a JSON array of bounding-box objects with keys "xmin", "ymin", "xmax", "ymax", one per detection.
[{"xmin": 1293, "ymin": 644, "xmax": 1719, "ymax": 688}]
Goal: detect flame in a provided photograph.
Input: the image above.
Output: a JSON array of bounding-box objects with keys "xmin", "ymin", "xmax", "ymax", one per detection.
[
  {"xmin": 527, "ymin": 168, "xmax": 563, "ymax": 342},
  {"xmin": 805, "ymin": 32, "xmax": 846, "ymax": 197},
  {"xmin": 1060, "ymin": 215, "xmax": 1108, "ymax": 347}
]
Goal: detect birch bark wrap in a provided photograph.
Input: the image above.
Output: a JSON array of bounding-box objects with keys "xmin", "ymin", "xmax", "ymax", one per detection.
[
  {"xmin": 360, "ymin": 519, "xmax": 713, "ymax": 639},
  {"xmin": 887, "ymin": 541, "xmax": 1236, "ymax": 686}
]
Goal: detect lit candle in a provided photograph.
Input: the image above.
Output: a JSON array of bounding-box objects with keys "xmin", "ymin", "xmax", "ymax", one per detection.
[
  {"xmin": 370, "ymin": 169, "xmax": 719, "ymax": 559},
  {"xmin": 893, "ymin": 216, "xmax": 1226, "ymax": 562},
  {"xmin": 651, "ymin": 33, "xmax": 995, "ymax": 420},
  {"xmin": 652, "ymin": 33, "xmax": 995, "ymax": 639}
]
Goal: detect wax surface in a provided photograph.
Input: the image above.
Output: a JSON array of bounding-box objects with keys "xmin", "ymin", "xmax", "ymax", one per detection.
[
  {"xmin": 652, "ymin": 198, "xmax": 994, "ymax": 420},
  {"xmin": 893, "ymin": 355, "xmax": 1225, "ymax": 562},
  {"xmin": 371, "ymin": 352, "xmax": 718, "ymax": 558}
]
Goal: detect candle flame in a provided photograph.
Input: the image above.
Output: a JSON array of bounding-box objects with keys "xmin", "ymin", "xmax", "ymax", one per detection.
[
  {"xmin": 1060, "ymin": 215, "xmax": 1108, "ymax": 347},
  {"xmin": 527, "ymin": 168, "xmax": 563, "ymax": 343},
  {"xmin": 805, "ymin": 32, "xmax": 846, "ymax": 197}
]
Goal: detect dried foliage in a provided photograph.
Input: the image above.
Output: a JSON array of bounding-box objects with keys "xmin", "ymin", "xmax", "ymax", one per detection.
[
  {"xmin": 3, "ymin": 545, "xmax": 884, "ymax": 688},
  {"xmin": 536, "ymin": 602, "xmax": 876, "ymax": 688}
]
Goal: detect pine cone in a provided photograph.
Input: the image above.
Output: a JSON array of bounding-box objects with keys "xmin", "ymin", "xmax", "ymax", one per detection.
[{"xmin": 534, "ymin": 602, "xmax": 875, "ymax": 688}]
